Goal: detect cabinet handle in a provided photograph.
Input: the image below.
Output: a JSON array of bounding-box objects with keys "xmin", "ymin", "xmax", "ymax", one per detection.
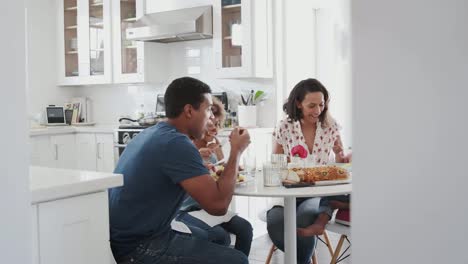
[
  {"xmin": 54, "ymin": 144, "xmax": 58, "ymax": 160},
  {"xmin": 97, "ymin": 143, "xmax": 101, "ymax": 159}
]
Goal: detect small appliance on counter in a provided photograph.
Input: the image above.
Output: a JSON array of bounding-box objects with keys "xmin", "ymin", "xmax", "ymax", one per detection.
[{"xmin": 45, "ymin": 106, "xmax": 67, "ymax": 126}]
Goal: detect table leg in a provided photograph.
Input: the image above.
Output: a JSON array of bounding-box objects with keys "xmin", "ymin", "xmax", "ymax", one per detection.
[{"xmin": 284, "ymin": 197, "xmax": 297, "ymax": 264}]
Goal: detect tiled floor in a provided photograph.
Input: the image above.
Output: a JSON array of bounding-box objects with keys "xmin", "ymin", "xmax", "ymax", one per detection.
[{"xmin": 248, "ymin": 232, "xmax": 351, "ymax": 264}]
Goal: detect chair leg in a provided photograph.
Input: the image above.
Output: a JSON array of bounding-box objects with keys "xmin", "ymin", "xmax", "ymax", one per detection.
[
  {"xmin": 265, "ymin": 244, "xmax": 277, "ymax": 264},
  {"xmin": 322, "ymin": 231, "xmax": 335, "ymax": 257},
  {"xmin": 312, "ymin": 251, "xmax": 318, "ymax": 264},
  {"xmin": 330, "ymin": 235, "xmax": 346, "ymax": 264}
]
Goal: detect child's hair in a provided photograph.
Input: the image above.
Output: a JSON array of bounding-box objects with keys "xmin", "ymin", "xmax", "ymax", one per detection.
[{"xmin": 212, "ymin": 96, "xmax": 226, "ymax": 128}]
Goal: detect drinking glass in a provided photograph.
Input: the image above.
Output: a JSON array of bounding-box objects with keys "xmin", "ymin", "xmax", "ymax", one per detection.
[
  {"xmin": 242, "ymin": 147, "xmax": 256, "ymax": 177},
  {"xmin": 263, "ymin": 163, "xmax": 281, "ymax": 187},
  {"xmin": 271, "ymin": 153, "xmax": 288, "ymax": 180}
]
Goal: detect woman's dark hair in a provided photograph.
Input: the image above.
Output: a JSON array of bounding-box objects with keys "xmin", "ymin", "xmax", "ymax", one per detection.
[
  {"xmin": 283, "ymin": 78, "xmax": 331, "ymax": 126},
  {"xmin": 164, "ymin": 77, "xmax": 212, "ymax": 118}
]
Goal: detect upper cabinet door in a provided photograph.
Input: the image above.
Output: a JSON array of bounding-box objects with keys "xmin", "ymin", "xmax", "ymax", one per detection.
[
  {"xmin": 58, "ymin": 0, "xmax": 80, "ymax": 84},
  {"xmin": 214, "ymin": 0, "xmax": 273, "ymax": 78},
  {"xmin": 86, "ymin": 0, "xmax": 112, "ymax": 83},
  {"xmin": 112, "ymin": 0, "xmax": 145, "ymax": 83},
  {"xmin": 57, "ymin": 0, "xmax": 112, "ymax": 86}
]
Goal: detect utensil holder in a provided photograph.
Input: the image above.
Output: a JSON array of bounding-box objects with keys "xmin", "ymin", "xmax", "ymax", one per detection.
[{"xmin": 238, "ymin": 105, "xmax": 257, "ymax": 127}]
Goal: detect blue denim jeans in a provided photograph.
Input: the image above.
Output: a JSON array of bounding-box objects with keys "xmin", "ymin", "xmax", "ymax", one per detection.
[
  {"xmin": 319, "ymin": 195, "xmax": 351, "ymax": 218},
  {"xmin": 177, "ymin": 211, "xmax": 253, "ymax": 256},
  {"xmin": 266, "ymin": 197, "xmax": 321, "ymax": 264},
  {"xmin": 221, "ymin": 214, "xmax": 253, "ymax": 256},
  {"xmin": 116, "ymin": 229, "xmax": 248, "ymax": 264}
]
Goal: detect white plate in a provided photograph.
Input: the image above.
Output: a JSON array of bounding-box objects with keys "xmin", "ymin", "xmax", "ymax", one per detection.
[
  {"xmin": 314, "ymin": 177, "xmax": 351, "ymax": 186},
  {"xmin": 236, "ymin": 175, "xmax": 254, "ymax": 185}
]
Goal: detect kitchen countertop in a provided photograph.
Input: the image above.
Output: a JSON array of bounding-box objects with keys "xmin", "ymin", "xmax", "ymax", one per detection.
[
  {"xmin": 30, "ymin": 166, "xmax": 123, "ymax": 204},
  {"xmin": 29, "ymin": 124, "xmax": 118, "ymax": 136}
]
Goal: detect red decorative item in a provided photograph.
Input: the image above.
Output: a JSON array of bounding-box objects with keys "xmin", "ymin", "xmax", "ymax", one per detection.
[
  {"xmin": 335, "ymin": 209, "xmax": 351, "ymax": 226},
  {"xmin": 291, "ymin": 145, "xmax": 308, "ymax": 159}
]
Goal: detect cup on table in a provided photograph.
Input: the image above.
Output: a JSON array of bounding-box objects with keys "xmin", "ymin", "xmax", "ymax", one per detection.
[
  {"xmin": 271, "ymin": 153, "xmax": 287, "ymax": 166},
  {"xmin": 263, "ymin": 162, "xmax": 282, "ymax": 187},
  {"xmin": 271, "ymin": 153, "xmax": 288, "ymax": 180},
  {"xmin": 242, "ymin": 147, "xmax": 256, "ymax": 177}
]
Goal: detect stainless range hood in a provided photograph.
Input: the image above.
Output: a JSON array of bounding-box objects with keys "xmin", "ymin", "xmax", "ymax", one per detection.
[{"xmin": 126, "ymin": 6, "xmax": 212, "ymax": 43}]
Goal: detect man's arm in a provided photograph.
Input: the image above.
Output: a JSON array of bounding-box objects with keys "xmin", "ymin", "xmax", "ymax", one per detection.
[{"xmin": 180, "ymin": 128, "xmax": 250, "ymax": 216}]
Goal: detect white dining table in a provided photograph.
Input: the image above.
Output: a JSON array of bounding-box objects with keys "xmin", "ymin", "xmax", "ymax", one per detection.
[{"xmin": 234, "ymin": 171, "xmax": 352, "ymax": 264}]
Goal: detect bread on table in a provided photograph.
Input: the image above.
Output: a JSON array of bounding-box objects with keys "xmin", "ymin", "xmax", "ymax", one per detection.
[{"xmin": 288, "ymin": 165, "xmax": 350, "ymax": 183}]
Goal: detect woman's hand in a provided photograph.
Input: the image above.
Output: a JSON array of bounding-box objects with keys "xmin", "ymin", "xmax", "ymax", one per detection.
[{"xmin": 336, "ymin": 151, "xmax": 352, "ymax": 163}]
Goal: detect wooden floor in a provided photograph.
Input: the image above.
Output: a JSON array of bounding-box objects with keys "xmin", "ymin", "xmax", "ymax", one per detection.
[{"xmin": 248, "ymin": 232, "xmax": 351, "ymax": 264}]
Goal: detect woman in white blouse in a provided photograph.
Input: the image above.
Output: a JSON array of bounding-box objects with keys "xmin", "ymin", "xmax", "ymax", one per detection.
[{"xmin": 267, "ymin": 78, "xmax": 351, "ymax": 264}]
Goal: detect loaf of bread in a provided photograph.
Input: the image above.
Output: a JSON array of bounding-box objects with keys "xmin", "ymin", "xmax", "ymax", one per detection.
[{"xmin": 288, "ymin": 165, "xmax": 350, "ymax": 183}]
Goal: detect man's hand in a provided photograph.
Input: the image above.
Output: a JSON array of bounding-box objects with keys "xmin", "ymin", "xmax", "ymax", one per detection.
[
  {"xmin": 229, "ymin": 127, "xmax": 251, "ymax": 154},
  {"xmin": 204, "ymin": 162, "xmax": 216, "ymax": 172},
  {"xmin": 199, "ymin": 148, "xmax": 212, "ymax": 159}
]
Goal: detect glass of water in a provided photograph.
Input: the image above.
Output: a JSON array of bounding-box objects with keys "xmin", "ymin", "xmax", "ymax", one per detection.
[
  {"xmin": 242, "ymin": 147, "xmax": 257, "ymax": 177},
  {"xmin": 271, "ymin": 154, "xmax": 288, "ymax": 180},
  {"xmin": 263, "ymin": 163, "xmax": 282, "ymax": 187}
]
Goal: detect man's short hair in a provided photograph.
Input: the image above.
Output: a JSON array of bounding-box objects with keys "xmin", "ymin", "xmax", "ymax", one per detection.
[{"xmin": 164, "ymin": 77, "xmax": 212, "ymax": 118}]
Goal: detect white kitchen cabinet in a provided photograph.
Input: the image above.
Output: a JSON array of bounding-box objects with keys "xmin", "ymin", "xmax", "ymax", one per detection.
[
  {"xmin": 76, "ymin": 133, "xmax": 115, "ymax": 172},
  {"xmin": 30, "ymin": 135, "xmax": 55, "ymax": 167},
  {"xmin": 96, "ymin": 133, "xmax": 115, "ymax": 172},
  {"xmin": 76, "ymin": 133, "xmax": 97, "ymax": 170},
  {"xmin": 30, "ymin": 134, "xmax": 76, "ymax": 169},
  {"xmin": 57, "ymin": 0, "xmax": 112, "ymax": 85},
  {"xmin": 213, "ymin": 0, "xmax": 273, "ymax": 78},
  {"xmin": 51, "ymin": 134, "xmax": 77, "ymax": 169},
  {"xmin": 33, "ymin": 191, "xmax": 111, "ymax": 264},
  {"xmin": 111, "ymin": 0, "xmax": 169, "ymax": 83}
]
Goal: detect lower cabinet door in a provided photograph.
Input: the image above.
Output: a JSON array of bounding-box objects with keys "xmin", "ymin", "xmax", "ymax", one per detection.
[
  {"xmin": 30, "ymin": 136, "xmax": 54, "ymax": 167},
  {"xmin": 96, "ymin": 134, "xmax": 115, "ymax": 172},
  {"xmin": 76, "ymin": 133, "xmax": 97, "ymax": 171},
  {"xmin": 50, "ymin": 134, "xmax": 76, "ymax": 169},
  {"xmin": 37, "ymin": 191, "xmax": 110, "ymax": 264}
]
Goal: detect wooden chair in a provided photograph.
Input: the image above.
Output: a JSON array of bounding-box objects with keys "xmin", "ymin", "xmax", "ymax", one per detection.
[
  {"xmin": 265, "ymin": 231, "xmax": 334, "ymax": 264},
  {"xmin": 325, "ymin": 221, "xmax": 351, "ymax": 264}
]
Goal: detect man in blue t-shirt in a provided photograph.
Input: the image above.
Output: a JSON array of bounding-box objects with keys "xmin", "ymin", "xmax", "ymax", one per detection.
[{"xmin": 109, "ymin": 77, "xmax": 251, "ymax": 264}]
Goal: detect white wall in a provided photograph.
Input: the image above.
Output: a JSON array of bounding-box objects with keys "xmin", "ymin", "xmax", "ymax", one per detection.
[
  {"xmin": 352, "ymin": 0, "xmax": 468, "ymax": 263},
  {"xmin": 0, "ymin": 2, "xmax": 31, "ymax": 263},
  {"xmin": 316, "ymin": 0, "xmax": 352, "ymax": 148},
  {"xmin": 26, "ymin": 0, "xmax": 76, "ymax": 125},
  {"xmin": 277, "ymin": 0, "xmax": 352, "ymax": 148}
]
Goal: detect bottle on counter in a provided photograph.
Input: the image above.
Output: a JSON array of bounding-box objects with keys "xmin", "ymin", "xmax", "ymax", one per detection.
[
  {"xmin": 231, "ymin": 111, "xmax": 238, "ymax": 127},
  {"xmin": 135, "ymin": 104, "xmax": 145, "ymax": 119},
  {"xmin": 224, "ymin": 110, "xmax": 232, "ymax": 128}
]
